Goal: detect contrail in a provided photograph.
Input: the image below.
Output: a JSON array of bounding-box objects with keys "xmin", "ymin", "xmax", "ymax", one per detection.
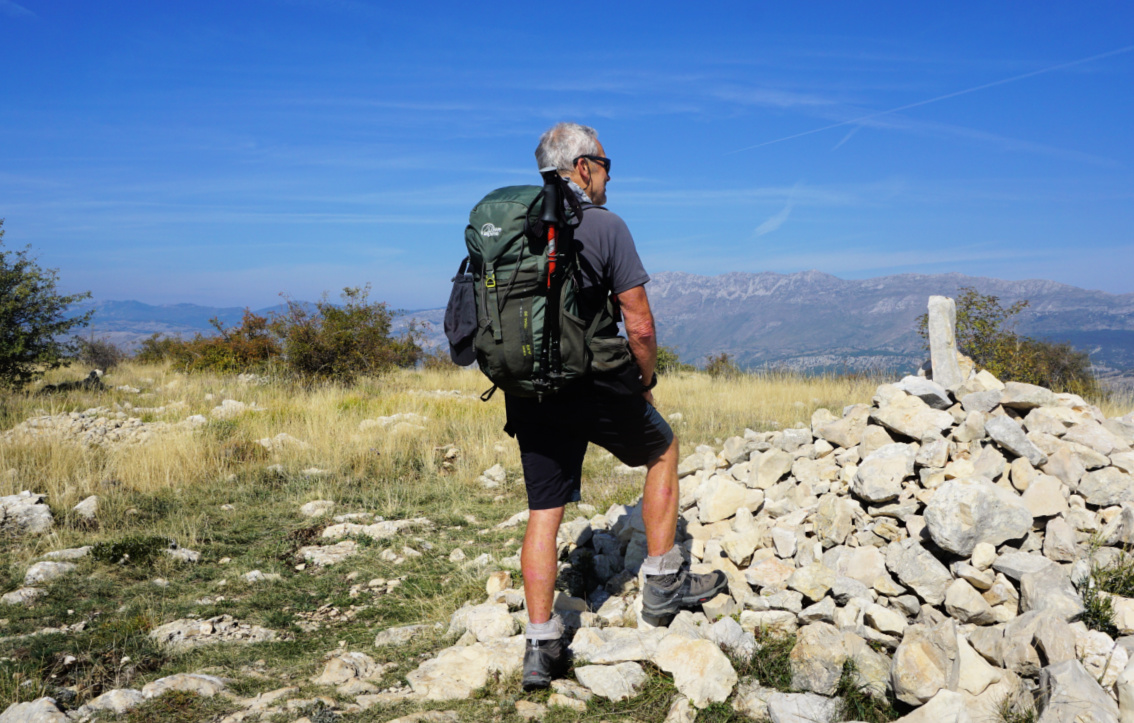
[{"xmin": 730, "ymin": 44, "xmax": 1134, "ymax": 154}]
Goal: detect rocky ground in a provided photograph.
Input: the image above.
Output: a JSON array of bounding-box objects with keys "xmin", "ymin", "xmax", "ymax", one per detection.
[{"xmin": 3, "ymin": 365, "xmax": 1134, "ymax": 722}]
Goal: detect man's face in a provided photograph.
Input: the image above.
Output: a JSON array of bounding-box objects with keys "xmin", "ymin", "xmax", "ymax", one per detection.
[{"xmin": 582, "ymin": 140, "xmax": 610, "ymax": 205}]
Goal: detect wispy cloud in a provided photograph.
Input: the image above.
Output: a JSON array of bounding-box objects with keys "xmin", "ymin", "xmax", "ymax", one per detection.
[
  {"xmin": 732, "ymin": 44, "xmax": 1134, "ymax": 153},
  {"xmin": 753, "ymin": 182, "xmax": 804, "ymax": 237},
  {"xmin": 711, "ymin": 85, "xmax": 838, "ymax": 108},
  {"xmin": 831, "ymin": 125, "xmax": 861, "ymax": 151},
  {"xmin": 0, "ymin": 0, "xmax": 34, "ymax": 17}
]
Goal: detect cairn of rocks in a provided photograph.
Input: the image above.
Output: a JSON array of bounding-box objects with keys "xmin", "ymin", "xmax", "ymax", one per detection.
[{"xmin": 394, "ymin": 362, "xmax": 1134, "ymax": 720}]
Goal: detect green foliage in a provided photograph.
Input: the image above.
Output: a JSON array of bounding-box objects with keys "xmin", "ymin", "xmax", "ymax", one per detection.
[
  {"xmin": 131, "ymin": 286, "xmax": 420, "ymax": 382},
  {"xmin": 1075, "ymin": 550, "xmax": 1134, "ymax": 635},
  {"xmin": 272, "ymin": 286, "xmax": 420, "ymax": 382},
  {"xmin": 995, "ymin": 691, "xmax": 1037, "ymax": 723},
  {"xmin": 125, "ymin": 690, "xmax": 234, "ymax": 723},
  {"xmin": 168, "ymin": 310, "xmax": 281, "ymax": 374},
  {"xmin": 420, "ymin": 344, "xmax": 457, "ymax": 370},
  {"xmin": 0, "ymin": 220, "xmax": 93, "ymax": 388},
  {"xmin": 916, "ymin": 286, "xmax": 1097, "ymax": 394},
  {"xmin": 656, "ymin": 345, "xmax": 694, "ymax": 374},
  {"xmin": 705, "ymin": 352, "xmax": 741, "ymax": 379},
  {"xmin": 91, "ymin": 535, "xmax": 173, "ymax": 566},
  {"xmin": 133, "ymin": 333, "xmax": 184, "ymax": 363},
  {"xmin": 1094, "ymin": 552, "xmax": 1134, "ymax": 597},
  {"xmin": 730, "ymin": 630, "xmax": 796, "ymax": 692},
  {"xmin": 77, "ymin": 336, "xmax": 125, "ymax": 371},
  {"xmin": 833, "ymin": 659, "xmax": 901, "ymax": 722}
]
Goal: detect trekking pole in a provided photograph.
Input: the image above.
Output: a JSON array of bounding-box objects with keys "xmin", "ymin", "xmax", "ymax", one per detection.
[
  {"xmin": 538, "ymin": 167, "xmax": 565, "ymax": 381},
  {"xmin": 539, "ymin": 167, "xmax": 561, "ymax": 290}
]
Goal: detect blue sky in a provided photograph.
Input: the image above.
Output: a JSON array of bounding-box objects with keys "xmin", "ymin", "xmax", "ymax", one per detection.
[{"xmin": 1, "ymin": 1, "xmax": 1132, "ymax": 309}]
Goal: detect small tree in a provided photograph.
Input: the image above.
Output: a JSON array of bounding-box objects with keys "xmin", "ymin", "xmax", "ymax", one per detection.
[
  {"xmin": 657, "ymin": 345, "xmax": 694, "ymax": 374},
  {"xmin": 0, "ymin": 220, "xmax": 92, "ymax": 388},
  {"xmin": 78, "ymin": 336, "xmax": 126, "ymax": 371}
]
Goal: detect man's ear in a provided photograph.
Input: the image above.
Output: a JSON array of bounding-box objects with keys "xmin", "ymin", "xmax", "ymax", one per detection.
[{"xmin": 576, "ymin": 158, "xmax": 590, "ymax": 187}]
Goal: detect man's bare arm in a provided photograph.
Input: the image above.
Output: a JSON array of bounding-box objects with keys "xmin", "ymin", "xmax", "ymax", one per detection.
[{"xmin": 613, "ymin": 285, "xmax": 656, "ymax": 395}]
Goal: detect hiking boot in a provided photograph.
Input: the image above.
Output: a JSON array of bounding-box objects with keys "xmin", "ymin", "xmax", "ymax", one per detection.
[
  {"xmin": 521, "ymin": 636, "xmax": 567, "ymax": 691},
  {"xmin": 641, "ymin": 567, "xmax": 729, "ymax": 627}
]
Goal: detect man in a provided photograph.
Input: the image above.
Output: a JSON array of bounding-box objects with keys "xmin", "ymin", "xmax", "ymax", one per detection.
[{"xmin": 511, "ymin": 122, "xmax": 727, "ymax": 691}]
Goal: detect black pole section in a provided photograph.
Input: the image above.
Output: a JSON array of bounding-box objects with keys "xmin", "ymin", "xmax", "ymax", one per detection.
[{"xmin": 538, "ymin": 167, "xmax": 566, "ymax": 384}]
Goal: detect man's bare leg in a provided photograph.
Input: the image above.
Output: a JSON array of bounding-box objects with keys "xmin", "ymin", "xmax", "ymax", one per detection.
[
  {"xmin": 521, "ymin": 506, "xmax": 565, "ymax": 624},
  {"xmin": 642, "ymin": 436, "xmax": 679, "ymax": 556},
  {"xmin": 640, "ymin": 434, "xmax": 727, "ymax": 625}
]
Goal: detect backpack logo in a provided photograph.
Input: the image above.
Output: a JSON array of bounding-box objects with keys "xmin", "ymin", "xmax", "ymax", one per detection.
[{"xmin": 480, "ymin": 223, "xmax": 503, "ymax": 238}]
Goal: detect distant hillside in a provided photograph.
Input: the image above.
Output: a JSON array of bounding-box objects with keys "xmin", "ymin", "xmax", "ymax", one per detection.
[
  {"xmin": 73, "ymin": 271, "xmax": 1134, "ymax": 385},
  {"xmin": 643, "ymin": 271, "xmax": 1134, "ymax": 387}
]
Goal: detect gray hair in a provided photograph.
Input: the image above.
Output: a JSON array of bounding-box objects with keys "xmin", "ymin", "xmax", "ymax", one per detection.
[{"xmin": 535, "ymin": 122, "xmax": 599, "ymax": 173}]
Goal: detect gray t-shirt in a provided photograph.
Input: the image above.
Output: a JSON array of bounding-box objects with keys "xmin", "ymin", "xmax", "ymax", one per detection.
[{"xmin": 573, "ymin": 204, "xmax": 650, "ymax": 304}]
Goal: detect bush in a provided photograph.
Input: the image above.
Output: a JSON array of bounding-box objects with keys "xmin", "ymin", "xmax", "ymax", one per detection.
[
  {"xmin": 272, "ymin": 286, "xmax": 420, "ymax": 382},
  {"xmin": 134, "ymin": 333, "xmax": 184, "ymax": 363},
  {"xmin": 705, "ymin": 352, "xmax": 741, "ymax": 378},
  {"xmin": 421, "ymin": 345, "xmax": 457, "ymax": 370},
  {"xmin": 0, "ymin": 220, "xmax": 92, "ymax": 388},
  {"xmin": 167, "ymin": 311, "xmax": 280, "ymax": 374},
  {"xmin": 916, "ymin": 287, "xmax": 1097, "ymax": 394},
  {"xmin": 657, "ymin": 345, "xmax": 694, "ymax": 374},
  {"xmin": 77, "ymin": 337, "xmax": 125, "ymax": 371},
  {"xmin": 130, "ymin": 286, "xmax": 420, "ymax": 382}
]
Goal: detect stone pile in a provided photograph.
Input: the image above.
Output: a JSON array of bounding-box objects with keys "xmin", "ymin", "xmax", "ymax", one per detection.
[
  {"xmin": 399, "ymin": 368, "xmax": 1134, "ymax": 720},
  {"xmin": 0, "ymin": 407, "xmax": 182, "ymax": 446}
]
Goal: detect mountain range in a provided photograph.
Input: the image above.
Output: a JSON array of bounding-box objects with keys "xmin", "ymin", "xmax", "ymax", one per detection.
[{"xmin": 73, "ymin": 271, "xmax": 1134, "ymax": 383}]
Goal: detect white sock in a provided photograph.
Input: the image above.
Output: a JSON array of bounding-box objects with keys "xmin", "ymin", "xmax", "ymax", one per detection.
[
  {"xmin": 640, "ymin": 544, "xmax": 683, "ymax": 577},
  {"xmin": 526, "ymin": 615, "xmax": 563, "ymax": 641}
]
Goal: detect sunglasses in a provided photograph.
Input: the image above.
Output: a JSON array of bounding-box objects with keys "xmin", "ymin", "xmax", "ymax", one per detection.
[{"xmin": 574, "ymin": 154, "xmax": 611, "ymax": 173}]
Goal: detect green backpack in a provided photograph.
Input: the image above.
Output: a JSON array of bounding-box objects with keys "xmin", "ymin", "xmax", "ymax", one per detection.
[{"xmin": 460, "ymin": 180, "xmax": 632, "ymax": 399}]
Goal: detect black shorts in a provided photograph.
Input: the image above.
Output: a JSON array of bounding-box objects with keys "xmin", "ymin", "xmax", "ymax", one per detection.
[{"xmin": 504, "ymin": 383, "xmax": 674, "ymax": 511}]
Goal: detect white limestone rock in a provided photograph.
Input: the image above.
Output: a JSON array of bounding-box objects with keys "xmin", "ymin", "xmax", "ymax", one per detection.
[
  {"xmin": 652, "ymin": 634, "xmax": 737, "ymax": 708},
  {"xmin": 923, "ymin": 476, "xmax": 1033, "ymax": 556},
  {"xmin": 1036, "ymin": 659, "xmax": 1118, "ymax": 722},
  {"xmin": 0, "ymin": 492, "xmax": 54, "ymax": 536},
  {"xmin": 299, "ymin": 500, "xmax": 335, "ymax": 518},
  {"xmin": 574, "ymin": 662, "xmax": 648, "ymax": 701},
  {"xmin": 141, "ymin": 673, "xmax": 229, "ymax": 698},
  {"xmin": 448, "ymin": 602, "xmax": 517, "ymax": 643},
  {"xmin": 405, "ymin": 635, "xmax": 524, "ymax": 700},
  {"xmin": 23, "ymin": 561, "xmax": 76, "ymax": 586},
  {"xmin": 885, "ymin": 539, "xmax": 953, "ymax": 605},
  {"xmin": 852, "ymin": 443, "xmax": 916, "ymax": 503},
  {"xmin": 0, "ymin": 698, "xmax": 69, "ymax": 723},
  {"xmin": 871, "ymin": 394, "xmax": 955, "ymax": 441}
]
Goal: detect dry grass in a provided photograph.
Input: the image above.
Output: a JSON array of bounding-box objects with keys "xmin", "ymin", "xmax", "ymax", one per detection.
[{"xmin": 0, "ymin": 364, "xmax": 886, "ymax": 508}]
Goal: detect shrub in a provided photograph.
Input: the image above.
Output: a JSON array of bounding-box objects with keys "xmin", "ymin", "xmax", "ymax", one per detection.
[
  {"xmin": 272, "ymin": 286, "xmax": 420, "ymax": 382},
  {"xmin": 177, "ymin": 311, "xmax": 280, "ymax": 374},
  {"xmin": 77, "ymin": 336, "xmax": 125, "ymax": 371},
  {"xmin": 705, "ymin": 352, "xmax": 741, "ymax": 378},
  {"xmin": 0, "ymin": 220, "xmax": 92, "ymax": 388},
  {"xmin": 916, "ymin": 286, "xmax": 1097, "ymax": 393},
  {"xmin": 421, "ymin": 345, "xmax": 457, "ymax": 370},
  {"xmin": 133, "ymin": 333, "xmax": 184, "ymax": 363},
  {"xmin": 657, "ymin": 345, "xmax": 695, "ymax": 374},
  {"xmin": 131, "ymin": 286, "xmax": 421, "ymax": 382}
]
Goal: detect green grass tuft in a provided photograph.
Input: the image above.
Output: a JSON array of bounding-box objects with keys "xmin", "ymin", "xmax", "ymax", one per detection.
[
  {"xmin": 995, "ymin": 690, "xmax": 1037, "ymax": 723},
  {"xmin": 832, "ymin": 659, "xmax": 900, "ymax": 723},
  {"xmin": 729, "ymin": 629, "xmax": 796, "ymax": 692}
]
